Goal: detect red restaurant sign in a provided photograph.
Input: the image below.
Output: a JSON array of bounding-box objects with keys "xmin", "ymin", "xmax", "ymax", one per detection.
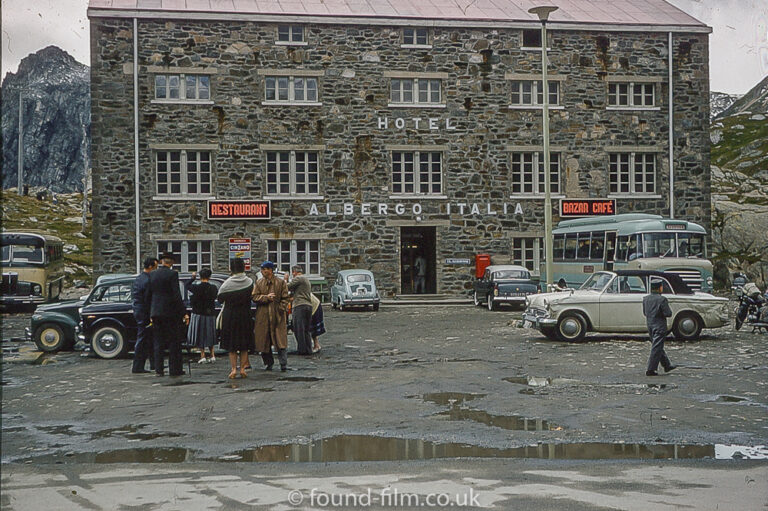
[
  {"xmin": 560, "ymin": 199, "xmax": 616, "ymax": 217},
  {"xmin": 208, "ymin": 200, "xmax": 271, "ymax": 220}
]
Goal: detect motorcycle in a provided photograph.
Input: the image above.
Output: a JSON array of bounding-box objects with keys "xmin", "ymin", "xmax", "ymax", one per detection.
[{"xmin": 732, "ymin": 273, "xmax": 768, "ymax": 333}]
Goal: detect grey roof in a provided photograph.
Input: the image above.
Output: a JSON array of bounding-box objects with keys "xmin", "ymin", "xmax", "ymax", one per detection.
[{"xmin": 88, "ymin": 0, "xmax": 709, "ymax": 31}]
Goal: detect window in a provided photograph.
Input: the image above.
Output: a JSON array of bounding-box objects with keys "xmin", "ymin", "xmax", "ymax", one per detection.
[
  {"xmin": 156, "ymin": 240, "xmax": 212, "ymax": 272},
  {"xmin": 154, "ymin": 74, "xmax": 210, "ymax": 101},
  {"xmin": 522, "ymin": 29, "xmax": 542, "ymax": 48},
  {"xmin": 277, "ymin": 25, "xmax": 304, "ymax": 43},
  {"xmin": 265, "ymin": 151, "xmax": 320, "ymax": 196},
  {"xmin": 264, "ymin": 76, "xmax": 318, "ymax": 103},
  {"xmin": 609, "ymin": 153, "xmax": 655, "ymax": 195},
  {"xmin": 390, "ymin": 78, "xmax": 442, "ymax": 105},
  {"xmin": 510, "ymin": 152, "xmax": 560, "ymax": 195},
  {"xmin": 513, "ymin": 238, "xmax": 543, "ymax": 273},
  {"xmin": 391, "ymin": 151, "xmax": 442, "ymax": 195},
  {"xmin": 403, "ymin": 28, "xmax": 429, "ymax": 46},
  {"xmin": 92, "ymin": 283, "xmax": 133, "ymax": 303},
  {"xmin": 267, "ymin": 239, "xmax": 320, "ymax": 276},
  {"xmin": 510, "ymin": 80, "xmax": 559, "ymax": 106},
  {"xmin": 156, "ymin": 150, "xmax": 212, "ymax": 197},
  {"xmin": 608, "ymin": 82, "xmax": 655, "ymax": 107}
]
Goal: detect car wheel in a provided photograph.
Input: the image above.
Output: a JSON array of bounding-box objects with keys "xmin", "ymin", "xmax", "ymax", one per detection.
[
  {"xmin": 541, "ymin": 327, "xmax": 559, "ymax": 341},
  {"xmin": 34, "ymin": 323, "xmax": 67, "ymax": 352},
  {"xmin": 673, "ymin": 312, "xmax": 702, "ymax": 341},
  {"xmin": 473, "ymin": 291, "xmax": 481, "ymax": 307},
  {"xmin": 91, "ymin": 325, "xmax": 128, "ymax": 359},
  {"xmin": 487, "ymin": 295, "xmax": 498, "ymax": 311},
  {"xmin": 556, "ymin": 313, "xmax": 587, "ymax": 343}
]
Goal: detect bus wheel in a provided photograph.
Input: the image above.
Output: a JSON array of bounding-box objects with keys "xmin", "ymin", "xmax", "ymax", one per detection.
[
  {"xmin": 34, "ymin": 324, "xmax": 66, "ymax": 352},
  {"xmin": 556, "ymin": 313, "xmax": 587, "ymax": 343},
  {"xmin": 91, "ymin": 325, "xmax": 128, "ymax": 359},
  {"xmin": 673, "ymin": 312, "xmax": 702, "ymax": 341}
]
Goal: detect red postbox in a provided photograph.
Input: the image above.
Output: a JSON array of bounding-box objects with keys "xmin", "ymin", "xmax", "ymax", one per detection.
[{"xmin": 475, "ymin": 253, "xmax": 491, "ymax": 279}]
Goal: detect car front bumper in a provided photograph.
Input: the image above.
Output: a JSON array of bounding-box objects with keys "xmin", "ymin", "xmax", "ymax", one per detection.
[
  {"xmin": 2, "ymin": 296, "xmax": 44, "ymax": 306},
  {"xmin": 493, "ymin": 296, "xmax": 528, "ymax": 303},
  {"xmin": 343, "ymin": 297, "xmax": 380, "ymax": 305},
  {"xmin": 522, "ymin": 312, "xmax": 557, "ymax": 327}
]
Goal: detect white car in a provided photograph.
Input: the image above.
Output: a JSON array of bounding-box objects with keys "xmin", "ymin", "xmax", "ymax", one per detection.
[{"xmin": 523, "ymin": 270, "xmax": 729, "ymax": 342}]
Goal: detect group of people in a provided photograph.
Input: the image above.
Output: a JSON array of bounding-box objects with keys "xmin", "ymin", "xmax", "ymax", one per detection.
[{"xmin": 131, "ymin": 254, "xmax": 325, "ymax": 379}]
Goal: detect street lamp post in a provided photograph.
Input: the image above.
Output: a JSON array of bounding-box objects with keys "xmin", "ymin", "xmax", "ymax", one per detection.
[{"xmin": 528, "ymin": 5, "xmax": 558, "ymax": 291}]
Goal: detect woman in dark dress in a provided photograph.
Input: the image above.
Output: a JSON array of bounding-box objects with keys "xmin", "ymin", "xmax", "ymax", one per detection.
[
  {"xmin": 185, "ymin": 268, "xmax": 218, "ymax": 364},
  {"xmin": 217, "ymin": 258, "xmax": 254, "ymax": 379}
]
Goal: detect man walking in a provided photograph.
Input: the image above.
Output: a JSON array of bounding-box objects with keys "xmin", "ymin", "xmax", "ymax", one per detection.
[
  {"xmin": 131, "ymin": 256, "xmax": 157, "ymax": 373},
  {"xmin": 642, "ymin": 279, "xmax": 677, "ymax": 376},
  {"xmin": 149, "ymin": 252, "xmax": 187, "ymax": 377},
  {"xmin": 253, "ymin": 261, "xmax": 290, "ymax": 371},
  {"xmin": 287, "ymin": 265, "xmax": 313, "ymax": 355}
]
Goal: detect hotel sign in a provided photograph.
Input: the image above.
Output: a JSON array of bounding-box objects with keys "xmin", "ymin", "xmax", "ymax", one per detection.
[
  {"xmin": 208, "ymin": 200, "xmax": 271, "ymax": 220},
  {"xmin": 560, "ymin": 199, "xmax": 616, "ymax": 217}
]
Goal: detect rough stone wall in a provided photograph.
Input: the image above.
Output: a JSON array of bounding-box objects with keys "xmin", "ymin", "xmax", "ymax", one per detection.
[{"xmin": 90, "ymin": 19, "xmax": 711, "ymax": 296}]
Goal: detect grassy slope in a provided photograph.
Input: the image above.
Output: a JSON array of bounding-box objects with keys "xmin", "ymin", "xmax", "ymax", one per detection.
[
  {"xmin": 711, "ymin": 114, "xmax": 768, "ymax": 178},
  {"xmin": 1, "ymin": 190, "xmax": 93, "ymax": 286}
]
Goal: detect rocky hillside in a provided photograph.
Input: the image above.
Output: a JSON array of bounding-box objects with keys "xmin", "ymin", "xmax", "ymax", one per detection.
[
  {"xmin": 1, "ymin": 189, "xmax": 93, "ymax": 287},
  {"xmin": 710, "ymin": 91, "xmax": 740, "ymax": 120},
  {"xmin": 710, "ymin": 75, "xmax": 768, "ymax": 288},
  {"xmin": 1, "ymin": 46, "xmax": 90, "ymax": 193}
]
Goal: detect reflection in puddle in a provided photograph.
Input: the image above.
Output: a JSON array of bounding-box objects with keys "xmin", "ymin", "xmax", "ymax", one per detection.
[{"xmin": 416, "ymin": 393, "xmax": 557, "ymax": 431}]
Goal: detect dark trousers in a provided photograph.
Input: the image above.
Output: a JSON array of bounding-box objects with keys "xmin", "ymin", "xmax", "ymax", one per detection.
[
  {"xmin": 131, "ymin": 319, "xmax": 154, "ymax": 372},
  {"xmin": 153, "ymin": 316, "xmax": 183, "ymax": 376},
  {"xmin": 646, "ymin": 323, "xmax": 672, "ymax": 372},
  {"xmin": 261, "ymin": 348, "xmax": 287, "ymax": 369},
  {"xmin": 292, "ymin": 304, "xmax": 313, "ymax": 355}
]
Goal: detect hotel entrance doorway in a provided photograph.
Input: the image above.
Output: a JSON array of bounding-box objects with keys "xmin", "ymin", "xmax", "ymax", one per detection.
[{"xmin": 400, "ymin": 226, "xmax": 436, "ymax": 294}]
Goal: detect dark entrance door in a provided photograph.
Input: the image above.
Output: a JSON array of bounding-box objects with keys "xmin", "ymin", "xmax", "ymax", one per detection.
[{"xmin": 400, "ymin": 227, "xmax": 436, "ymax": 294}]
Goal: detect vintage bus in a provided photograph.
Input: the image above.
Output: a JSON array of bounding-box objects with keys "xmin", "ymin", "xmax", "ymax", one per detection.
[
  {"xmin": 1, "ymin": 232, "xmax": 65, "ymax": 306},
  {"xmin": 542, "ymin": 214, "xmax": 713, "ymax": 292}
]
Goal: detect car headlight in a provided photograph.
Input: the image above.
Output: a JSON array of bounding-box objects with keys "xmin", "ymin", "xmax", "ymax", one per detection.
[
  {"xmin": 706, "ymin": 277, "xmax": 713, "ymax": 287},
  {"xmin": 32, "ymin": 284, "xmax": 42, "ymax": 296}
]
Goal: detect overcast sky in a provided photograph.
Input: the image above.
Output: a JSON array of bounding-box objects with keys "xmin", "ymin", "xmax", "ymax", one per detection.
[{"xmin": 2, "ymin": 0, "xmax": 766, "ymax": 94}]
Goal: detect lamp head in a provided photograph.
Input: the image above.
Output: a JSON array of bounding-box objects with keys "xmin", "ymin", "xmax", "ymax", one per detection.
[{"xmin": 528, "ymin": 5, "xmax": 559, "ymax": 21}]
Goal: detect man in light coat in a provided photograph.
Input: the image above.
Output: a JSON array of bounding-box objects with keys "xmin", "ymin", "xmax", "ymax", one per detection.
[
  {"xmin": 252, "ymin": 261, "xmax": 290, "ymax": 371},
  {"xmin": 287, "ymin": 265, "xmax": 313, "ymax": 355}
]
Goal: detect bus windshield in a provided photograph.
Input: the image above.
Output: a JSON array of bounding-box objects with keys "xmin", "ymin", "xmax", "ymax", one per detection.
[
  {"xmin": 9, "ymin": 245, "xmax": 45, "ymax": 264},
  {"xmin": 641, "ymin": 232, "xmax": 705, "ymax": 259}
]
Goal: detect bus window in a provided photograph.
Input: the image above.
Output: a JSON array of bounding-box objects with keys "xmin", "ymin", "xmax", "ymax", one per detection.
[
  {"xmin": 12, "ymin": 246, "xmax": 44, "ymax": 263},
  {"xmin": 616, "ymin": 236, "xmax": 628, "ymax": 261},
  {"xmin": 576, "ymin": 232, "xmax": 591, "ymax": 259},
  {"xmin": 564, "ymin": 234, "xmax": 578, "ymax": 259},
  {"xmin": 590, "ymin": 232, "xmax": 604, "ymax": 261},
  {"xmin": 627, "ymin": 235, "xmax": 640, "ymax": 261},
  {"xmin": 678, "ymin": 233, "xmax": 705, "ymax": 258},
  {"xmin": 553, "ymin": 234, "xmax": 565, "ymax": 261},
  {"xmin": 643, "ymin": 233, "xmax": 675, "ymax": 258},
  {"xmin": 1, "ymin": 246, "xmax": 9, "ymax": 263}
]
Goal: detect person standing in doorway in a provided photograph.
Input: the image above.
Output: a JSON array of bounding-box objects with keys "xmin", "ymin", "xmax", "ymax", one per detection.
[
  {"xmin": 218, "ymin": 258, "xmax": 255, "ymax": 379},
  {"xmin": 186, "ymin": 268, "xmax": 218, "ymax": 364},
  {"xmin": 414, "ymin": 255, "xmax": 427, "ymax": 294},
  {"xmin": 149, "ymin": 252, "xmax": 187, "ymax": 377},
  {"xmin": 253, "ymin": 261, "xmax": 290, "ymax": 371},
  {"xmin": 287, "ymin": 265, "xmax": 313, "ymax": 356},
  {"xmin": 131, "ymin": 256, "xmax": 157, "ymax": 374},
  {"xmin": 643, "ymin": 279, "xmax": 677, "ymax": 376}
]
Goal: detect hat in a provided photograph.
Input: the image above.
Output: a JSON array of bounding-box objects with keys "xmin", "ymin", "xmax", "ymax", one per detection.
[
  {"xmin": 650, "ymin": 280, "xmax": 664, "ymax": 290},
  {"xmin": 260, "ymin": 260, "xmax": 276, "ymax": 270},
  {"xmin": 159, "ymin": 252, "xmax": 176, "ymax": 262}
]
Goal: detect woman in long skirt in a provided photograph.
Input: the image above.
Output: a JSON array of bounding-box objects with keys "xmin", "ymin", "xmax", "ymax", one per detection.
[
  {"xmin": 218, "ymin": 258, "xmax": 255, "ymax": 379},
  {"xmin": 185, "ymin": 268, "xmax": 218, "ymax": 363},
  {"xmin": 310, "ymin": 292, "xmax": 325, "ymax": 353}
]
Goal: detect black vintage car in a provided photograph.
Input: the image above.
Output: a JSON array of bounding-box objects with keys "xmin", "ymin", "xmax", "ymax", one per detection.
[
  {"xmin": 473, "ymin": 264, "xmax": 539, "ymax": 311},
  {"xmin": 81, "ymin": 272, "xmax": 237, "ymax": 359}
]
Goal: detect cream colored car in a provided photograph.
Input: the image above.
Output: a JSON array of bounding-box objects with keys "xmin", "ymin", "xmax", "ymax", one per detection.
[{"xmin": 523, "ymin": 270, "xmax": 729, "ymax": 342}]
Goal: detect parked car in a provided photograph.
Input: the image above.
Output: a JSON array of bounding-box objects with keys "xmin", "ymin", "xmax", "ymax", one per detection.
[
  {"xmin": 473, "ymin": 265, "xmax": 539, "ymax": 311},
  {"xmin": 330, "ymin": 269, "xmax": 380, "ymax": 311},
  {"xmin": 26, "ymin": 273, "xmax": 134, "ymax": 352},
  {"xmin": 522, "ymin": 270, "xmax": 729, "ymax": 343}
]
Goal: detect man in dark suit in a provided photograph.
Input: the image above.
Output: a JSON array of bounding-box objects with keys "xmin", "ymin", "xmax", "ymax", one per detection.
[
  {"xmin": 149, "ymin": 252, "xmax": 187, "ymax": 376},
  {"xmin": 642, "ymin": 279, "xmax": 677, "ymax": 376},
  {"xmin": 131, "ymin": 256, "xmax": 157, "ymax": 373}
]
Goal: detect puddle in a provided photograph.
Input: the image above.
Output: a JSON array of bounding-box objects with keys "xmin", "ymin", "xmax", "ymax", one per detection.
[
  {"xmin": 36, "ymin": 424, "xmax": 184, "ymax": 441},
  {"xmin": 277, "ymin": 376, "xmax": 324, "ymax": 382},
  {"xmin": 714, "ymin": 395, "xmax": 748, "ymax": 403},
  {"xmin": 225, "ymin": 384, "xmax": 275, "ymax": 392},
  {"xmin": 38, "ymin": 425, "xmax": 77, "ymax": 435},
  {"xmin": 17, "ymin": 437, "xmax": 768, "ymax": 464},
  {"xmin": 2, "ymin": 426, "xmax": 26, "ymax": 433},
  {"xmin": 415, "ymin": 393, "xmax": 558, "ymax": 431}
]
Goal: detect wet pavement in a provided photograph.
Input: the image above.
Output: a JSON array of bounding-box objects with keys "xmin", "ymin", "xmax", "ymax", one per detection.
[{"xmin": 1, "ymin": 305, "xmax": 767, "ymax": 509}]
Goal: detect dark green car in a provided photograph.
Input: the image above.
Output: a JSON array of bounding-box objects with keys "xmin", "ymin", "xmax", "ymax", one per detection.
[{"xmin": 25, "ymin": 274, "xmax": 133, "ymax": 352}]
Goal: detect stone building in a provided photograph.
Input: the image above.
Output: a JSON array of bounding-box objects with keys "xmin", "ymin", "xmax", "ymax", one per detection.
[{"xmin": 88, "ymin": 0, "xmax": 711, "ymax": 296}]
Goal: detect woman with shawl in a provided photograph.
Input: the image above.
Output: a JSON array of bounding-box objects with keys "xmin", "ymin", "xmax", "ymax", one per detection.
[{"xmin": 217, "ymin": 258, "xmax": 254, "ymax": 379}]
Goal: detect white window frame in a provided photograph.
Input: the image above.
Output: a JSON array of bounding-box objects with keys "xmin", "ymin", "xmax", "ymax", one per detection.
[
  {"xmin": 608, "ymin": 152, "xmax": 656, "ymax": 196},
  {"xmin": 607, "ymin": 82, "xmax": 657, "ymax": 109},
  {"xmin": 391, "ymin": 151, "xmax": 443, "ymax": 196},
  {"xmin": 509, "ymin": 80, "xmax": 561, "ymax": 108},
  {"xmin": 402, "ymin": 28, "xmax": 431, "ymax": 48},
  {"xmin": 510, "ymin": 152, "xmax": 561, "ymax": 196},
  {"xmin": 265, "ymin": 150, "xmax": 321, "ymax": 198},
  {"xmin": 153, "ymin": 74, "xmax": 212, "ymax": 103},
  {"xmin": 267, "ymin": 239, "xmax": 321, "ymax": 276},
  {"xmin": 263, "ymin": 75, "xmax": 321, "ymax": 105},
  {"xmin": 156, "ymin": 240, "xmax": 212, "ymax": 273},
  {"xmin": 155, "ymin": 150, "xmax": 213, "ymax": 199},
  {"xmin": 389, "ymin": 78, "xmax": 444, "ymax": 107},
  {"xmin": 276, "ymin": 25, "xmax": 306, "ymax": 45},
  {"xmin": 512, "ymin": 237, "xmax": 543, "ymax": 275}
]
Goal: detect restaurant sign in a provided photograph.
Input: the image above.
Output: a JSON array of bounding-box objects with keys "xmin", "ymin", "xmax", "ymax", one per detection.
[
  {"xmin": 208, "ymin": 200, "xmax": 271, "ymax": 220},
  {"xmin": 560, "ymin": 199, "xmax": 616, "ymax": 217}
]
